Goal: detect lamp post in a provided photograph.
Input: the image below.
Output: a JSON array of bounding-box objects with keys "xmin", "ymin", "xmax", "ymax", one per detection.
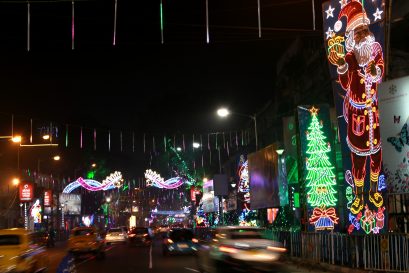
[
  {"xmin": 12, "ymin": 135, "xmax": 22, "ymax": 169},
  {"xmin": 106, "ymin": 197, "xmax": 111, "ymax": 228},
  {"xmin": 217, "ymin": 108, "xmax": 258, "ymax": 150},
  {"xmin": 37, "ymin": 155, "xmax": 61, "ymax": 174}
]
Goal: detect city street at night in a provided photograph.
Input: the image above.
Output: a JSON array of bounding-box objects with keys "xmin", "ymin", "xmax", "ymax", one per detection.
[
  {"xmin": 46, "ymin": 238, "xmax": 330, "ymax": 273},
  {"xmin": 1, "ymin": 1, "xmax": 409, "ymax": 273}
]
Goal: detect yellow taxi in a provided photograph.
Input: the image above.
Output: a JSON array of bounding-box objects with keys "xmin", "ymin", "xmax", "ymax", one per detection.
[
  {"xmin": 67, "ymin": 227, "xmax": 105, "ymax": 259},
  {"xmin": 0, "ymin": 228, "xmax": 49, "ymax": 273}
]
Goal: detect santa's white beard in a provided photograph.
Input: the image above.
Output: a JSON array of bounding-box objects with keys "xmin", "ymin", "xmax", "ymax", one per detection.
[{"xmin": 353, "ymin": 34, "xmax": 375, "ymax": 67}]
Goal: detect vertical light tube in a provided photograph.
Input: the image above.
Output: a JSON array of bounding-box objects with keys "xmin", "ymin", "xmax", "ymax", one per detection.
[
  {"xmin": 160, "ymin": 0, "xmax": 164, "ymax": 44},
  {"xmin": 65, "ymin": 125, "xmax": 69, "ymax": 147},
  {"xmin": 94, "ymin": 129, "xmax": 97, "ymax": 151},
  {"xmin": 132, "ymin": 132, "xmax": 135, "ymax": 152},
  {"xmin": 311, "ymin": 0, "xmax": 316, "ymax": 31},
  {"xmin": 120, "ymin": 131, "xmax": 123, "ymax": 152},
  {"xmin": 27, "ymin": 2, "xmax": 30, "ymax": 52},
  {"xmin": 80, "ymin": 127, "xmax": 83, "ymax": 149},
  {"xmin": 30, "ymin": 119, "xmax": 33, "ymax": 143},
  {"xmin": 72, "ymin": 0, "xmax": 75, "ymax": 50},
  {"xmin": 113, "ymin": 0, "xmax": 118, "ymax": 46},
  {"xmin": 108, "ymin": 130, "xmax": 111, "ymax": 151},
  {"xmin": 257, "ymin": 0, "xmax": 261, "ymax": 38},
  {"xmin": 206, "ymin": 0, "xmax": 209, "ymax": 43}
]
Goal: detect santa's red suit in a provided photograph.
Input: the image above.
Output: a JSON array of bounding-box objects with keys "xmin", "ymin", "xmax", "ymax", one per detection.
[
  {"xmin": 331, "ymin": 0, "xmax": 385, "ymax": 214},
  {"xmin": 338, "ymin": 43, "xmax": 384, "ymax": 157}
]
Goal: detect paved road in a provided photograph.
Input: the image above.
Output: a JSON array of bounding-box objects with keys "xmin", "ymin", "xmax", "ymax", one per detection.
[{"xmin": 46, "ymin": 239, "xmax": 332, "ymax": 273}]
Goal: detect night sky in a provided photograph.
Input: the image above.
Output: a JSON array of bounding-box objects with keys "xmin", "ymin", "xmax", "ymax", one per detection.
[{"xmin": 0, "ymin": 0, "xmax": 324, "ymax": 178}]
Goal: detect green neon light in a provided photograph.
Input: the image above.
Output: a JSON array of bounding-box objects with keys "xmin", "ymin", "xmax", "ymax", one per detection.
[
  {"xmin": 86, "ymin": 170, "xmax": 95, "ymax": 179},
  {"xmin": 305, "ymin": 108, "xmax": 337, "ymax": 207},
  {"xmin": 294, "ymin": 192, "xmax": 300, "ymax": 208}
]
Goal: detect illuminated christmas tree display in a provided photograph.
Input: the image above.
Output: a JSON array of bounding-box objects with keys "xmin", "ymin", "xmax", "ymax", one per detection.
[{"xmin": 305, "ymin": 107, "xmax": 338, "ymax": 230}]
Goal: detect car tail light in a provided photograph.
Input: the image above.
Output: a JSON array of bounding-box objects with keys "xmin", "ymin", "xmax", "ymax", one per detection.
[
  {"xmin": 167, "ymin": 239, "xmax": 174, "ymax": 244},
  {"xmin": 192, "ymin": 238, "xmax": 199, "ymax": 243},
  {"xmin": 267, "ymin": 246, "xmax": 287, "ymax": 252},
  {"xmin": 219, "ymin": 246, "xmax": 238, "ymax": 254}
]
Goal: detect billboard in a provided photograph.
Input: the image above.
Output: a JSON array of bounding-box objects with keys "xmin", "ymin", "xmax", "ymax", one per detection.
[
  {"xmin": 323, "ymin": 0, "xmax": 387, "ymax": 234},
  {"xmin": 248, "ymin": 144, "xmax": 280, "ymax": 209},
  {"xmin": 19, "ymin": 182, "xmax": 34, "ymax": 202},
  {"xmin": 378, "ymin": 75, "xmax": 409, "ymax": 193},
  {"xmin": 202, "ymin": 179, "xmax": 219, "ymax": 213},
  {"xmin": 59, "ymin": 193, "xmax": 81, "ymax": 215},
  {"xmin": 44, "ymin": 190, "xmax": 52, "ymax": 207}
]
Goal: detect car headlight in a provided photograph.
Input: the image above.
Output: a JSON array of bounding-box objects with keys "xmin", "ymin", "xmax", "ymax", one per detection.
[
  {"xmin": 219, "ymin": 246, "xmax": 238, "ymax": 254},
  {"xmin": 266, "ymin": 246, "xmax": 287, "ymax": 253}
]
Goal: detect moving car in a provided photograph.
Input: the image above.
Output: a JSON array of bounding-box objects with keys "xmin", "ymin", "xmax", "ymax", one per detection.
[
  {"xmin": 105, "ymin": 227, "xmax": 128, "ymax": 244},
  {"xmin": 128, "ymin": 227, "xmax": 152, "ymax": 246},
  {"xmin": 196, "ymin": 226, "xmax": 286, "ymax": 273},
  {"xmin": 162, "ymin": 228, "xmax": 199, "ymax": 256},
  {"xmin": 0, "ymin": 228, "xmax": 49, "ymax": 273},
  {"xmin": 68, "ymin": 226, "xmax": 105, "ymax": 259}
]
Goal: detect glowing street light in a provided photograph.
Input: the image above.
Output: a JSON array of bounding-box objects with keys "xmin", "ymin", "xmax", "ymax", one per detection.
[
  {"xmin": 106, "ymin": 197, "xmax": 111, "ymax": 203},
  {"xmin": 42, "ymin": 134, "xmax": 50, "ymax": 140},
  {"xmin": 91, "ymin": 163, "xmax": 97, "ymax": 168},
  {"xmin": 12, "ymin": 178, "xmax": 20, "ymax": 186},
  {"xmin": 176, "ymin": 147, "xmax": 182, "ymax": 151},
  {"xmin": 217, "ymin": 108, "xmax": 230, "ymax": 118},
  {"xmin": 192, "ymin": 142, "xmax": 200, "ymax": 149},
  {"xmin": 12, "ymin": 136, "xmax": 22, "ymax": 143},
  {"xmin": 53, "ymin": 155, "xmax": 61, "ymax": 161}
]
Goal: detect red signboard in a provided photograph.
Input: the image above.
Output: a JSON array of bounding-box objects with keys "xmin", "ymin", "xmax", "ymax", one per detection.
[
  {"xmin": 190, "ymin": 186, "xmax": 201, "ymax": 202},
  {"xmin": 44, "ymin": 190, "xmax": 52, "ymax": 207},
  {"xmin": 19, "ymin": 182, "xmax": 34, "ymax": 202}
]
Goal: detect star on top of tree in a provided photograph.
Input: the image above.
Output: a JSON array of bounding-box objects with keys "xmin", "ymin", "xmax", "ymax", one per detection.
[{"xmin": 309, "ymin": 106, "xmax": 319, "ymax": 116}]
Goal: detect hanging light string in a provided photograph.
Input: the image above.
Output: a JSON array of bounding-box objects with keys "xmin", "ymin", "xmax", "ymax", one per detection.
[
  {"xmin": 257, "ymin": 0, "xmax": 261, "ymax": 38},
  {"xmin": 71, "ymin": 0, "xmax": 75, "ymax": 50},
  {"xmin": 27, "ymin": 1, "xmax": 30, "ymax": 52},
  {"xmin": 160, "ymin": 0, "xmax": 164, "ymax": 44},
  {"xmin": 113, "ymin": 0, "xmax": 117, "ymax": 46},
  {"xmin": 205, "ymin": 0, "xmax": 209, "ymax": 44}
]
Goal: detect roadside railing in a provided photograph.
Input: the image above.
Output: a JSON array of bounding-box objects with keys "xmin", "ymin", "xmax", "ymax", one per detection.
[{"xmin": 265, "ymin": 230, "xmax": 409, "ymax": 272}]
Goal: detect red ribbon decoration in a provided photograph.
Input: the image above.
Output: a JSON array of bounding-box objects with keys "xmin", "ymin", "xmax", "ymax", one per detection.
[{"xmin": 309, "ymin": 207, "xmax": 339, "ymax": 224}]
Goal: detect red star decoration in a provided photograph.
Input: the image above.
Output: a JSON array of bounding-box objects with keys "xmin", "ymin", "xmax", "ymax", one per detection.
[{"xmin": 309, "ymin": 106, "xmax": 319, "ymax": 115}]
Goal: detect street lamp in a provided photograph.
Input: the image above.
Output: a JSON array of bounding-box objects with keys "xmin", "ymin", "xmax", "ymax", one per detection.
[
  {"xmin": 217, "ymin": 107, "xmax": 258, "ymax": 150},
  {"xmin": 12, "ymin": 178, "xmax": 20, "ymax": 186},
  {"xmin": 37, "ymin": 155, "xmax": 61, "ymax": 174}
]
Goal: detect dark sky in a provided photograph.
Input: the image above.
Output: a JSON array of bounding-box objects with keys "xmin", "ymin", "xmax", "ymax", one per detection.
[{"xmin": 0, "ymin": 0, "xmax": 324, "ymax": 177}]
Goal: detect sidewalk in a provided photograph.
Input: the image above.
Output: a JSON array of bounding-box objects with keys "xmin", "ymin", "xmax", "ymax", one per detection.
[{"xmin": 287, "ymin": 257, "xmax": 373, "ymax": 273}]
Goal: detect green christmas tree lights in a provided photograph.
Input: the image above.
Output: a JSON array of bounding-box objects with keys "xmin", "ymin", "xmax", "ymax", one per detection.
[{"xmin": 305, "ymin": 107, "xmax": 337, "ymax": 207}]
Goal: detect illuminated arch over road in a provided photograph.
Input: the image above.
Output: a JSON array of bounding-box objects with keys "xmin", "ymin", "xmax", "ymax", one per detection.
[
  {"xmin": 63, "ymin": 171, "xmax": 123, "ymax": 193},
  {"xmin": 144, "ymin": 169, "xmax": 186, "ymax": 189}
]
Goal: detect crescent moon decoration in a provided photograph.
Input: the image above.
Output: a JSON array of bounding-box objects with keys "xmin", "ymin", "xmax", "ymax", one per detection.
[
  {"xmin": 144, "ymin": 169, "xmax": 187, "ymax": 189},
  {"xmin": 63, "ymin": 171, "xmax": 124, "ymax": 193}
]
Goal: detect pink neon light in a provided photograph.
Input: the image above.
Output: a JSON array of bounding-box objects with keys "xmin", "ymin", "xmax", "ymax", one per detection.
[{"xmin": 77, "ymin": 177, "xmax": 115, "ymax": 191}]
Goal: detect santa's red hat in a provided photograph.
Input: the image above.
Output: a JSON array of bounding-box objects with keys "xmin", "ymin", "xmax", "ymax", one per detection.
[{"xmin": 334, "ymin": 0, "xmax": 370, "ymax": 33}]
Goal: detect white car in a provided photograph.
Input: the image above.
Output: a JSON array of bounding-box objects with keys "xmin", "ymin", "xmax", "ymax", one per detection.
[
  {"xmin": 196, "ymin": 226, "xmax": 286, "ymax": 273},
  {"xmin": 105, "ymin": 227, "xmax": 128, "ymax": 244}
]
